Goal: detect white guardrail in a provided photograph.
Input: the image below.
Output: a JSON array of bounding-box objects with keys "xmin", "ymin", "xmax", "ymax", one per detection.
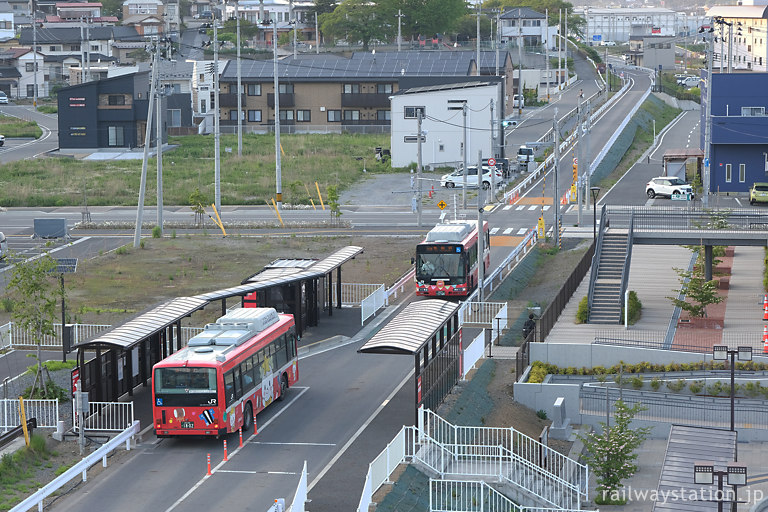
[
  {"xmin": 1, "ymin": 399, "xmax": 59, "ymax": 431},
  {"xmin": 287, "ymin": 460, "xmax": 308, "ymax": 512},
  {"xmin": 360, "ymin": 285, "xmax": 386, "ymax": 326},
  {"xmin": 10, "ymin": 420, "xmax": 140, "ymax": 512},
  {"xmin": 73, "ymin": 401, "xmax": 135, "ymax": 432}
]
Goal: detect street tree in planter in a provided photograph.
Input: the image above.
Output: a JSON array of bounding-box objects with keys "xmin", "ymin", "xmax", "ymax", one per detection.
[
  {"xmin": 578, "ymin": 400, "xmax": 651, "ymax": 504},
  {"xmin": 5, "ymin": 253, "xmax": 63, "ymax": 398},
  {"xmin": 667, "ymin": 257, "xmax": 723, "ymax": 318}
]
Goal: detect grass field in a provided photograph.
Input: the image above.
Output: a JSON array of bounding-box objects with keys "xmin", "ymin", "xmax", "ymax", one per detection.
[
  {"xmin": 0, "ymin": 114, "xmax": 42, "ymax": 138},
  {"xmin": 0, "ymin": 133, "xmax": 403, "ymax": 207}
]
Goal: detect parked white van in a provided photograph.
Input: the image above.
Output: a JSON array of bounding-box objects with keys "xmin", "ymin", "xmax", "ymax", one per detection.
[{"xmin": 0, "ymin": 232, "xmax": 7, "ymax": 260}]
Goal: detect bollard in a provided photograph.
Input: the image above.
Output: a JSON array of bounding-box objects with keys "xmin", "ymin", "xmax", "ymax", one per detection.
[
  {"xmin": 239, "ymin": 427, "xmax": 243, "ymax": 448},
  {"xmin": 223, "ymin": 439, "xmax": 228, "ymax": 461},
  {"xmin": 207, "ymin": 453, "xmax": 211, "ymax": 475},
  {"xmin": 254, "ymin": 415, "xmax": 258, "ymax": 435}
]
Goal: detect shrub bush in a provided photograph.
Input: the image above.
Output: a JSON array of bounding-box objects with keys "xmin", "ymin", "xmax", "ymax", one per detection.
[
  {"xmin": 631, "ymin": 376, "xmax": 643, "ymax": 390},
  {"xmin": 688, "ymin": 380, "xmax": 704, "ymax": 394},
  {"xmin": 576, "ymin": 296, "xmax": 589, "ymax": 324},
  {"xmin": 666, "ymin": 379, "xmax": 686, "ymax": 392},
  {"xmin": 650, "ymin": 376, "xmax": 662, "ymax": 391},
  {"xmin": 625, "ymin": 290, "xmax": 642, "ymax": 324}
]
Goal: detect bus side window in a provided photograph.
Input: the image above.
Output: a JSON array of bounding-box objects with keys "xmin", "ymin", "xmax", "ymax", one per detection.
[
  {"xmin": 243, "ymin": 357, "xmax": 255, "ymax": 391},
  {"xmin": 275, "ymin": 334, "xmax": 287, "ymax": 369},
  {"xmin": 289, "ymin": 329, "xmax": 297, "ymax": 358},
  {"xmin": 224, "ymin": 371, "xmax": 235, "ymax": 406},
  {"xmin": 233, "ymin": 366, "xmax": 242, "ymax": 400},
  {"xmin": 257, "ymin": 349, "xmax": 265, "ymax": 377}
]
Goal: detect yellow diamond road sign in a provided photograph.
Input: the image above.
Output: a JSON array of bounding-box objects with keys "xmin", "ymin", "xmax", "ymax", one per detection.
[{"xmin": 437, "ymin": 200, "xmax": 447, "ymax": 210}]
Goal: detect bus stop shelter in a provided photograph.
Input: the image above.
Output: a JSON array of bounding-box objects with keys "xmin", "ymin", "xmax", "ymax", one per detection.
[{"xmin": 358, "ymin": 299, "xmax": 461, "ymax": 422}]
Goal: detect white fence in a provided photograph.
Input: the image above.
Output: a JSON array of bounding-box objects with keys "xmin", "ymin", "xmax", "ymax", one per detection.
[
  {"xmin": 73, "ymin": 401, "xmax": 134, "ymax": 432},
  {"xmin": 462, "ymin": 331, "xmax": 485, "ymax": 379},
  {"xmin": 331, "ymin": 283, "xmax": 385, "ymax": 307},
  {"xmin": 10, "ymin": 420, "xmax": 140, "ymax": 512},
  {"xmin": 357, "ymin": 425, "xmax": 412, "ymax": 512},
  {"xmin": 288, "ymin": 460, "xmax": 307, "ymax": 512},
  {"xmin": 0, "ymin": 322, "xmax": 10, "ymax": 350},
  {"xmin": 479, "ymin": 228, "xmax": 538, "ymax": 299},
  {"xmin": 0, "ymin": 399, "xmax": 59, "ymax": 432},
  {"xmin": 459, "ymin": 302, "xmax": 507, "ymax": 328},
  {"xmin": 360, "ymin": 285, "xmax": 386, "ymax": 326},
  {"xmin": 429, "ymin": 479, "xmax": 590, "ymax": 512},
  {"xmin": 386, "ymin": 268, "xmax": 415, "ymax": 303}
]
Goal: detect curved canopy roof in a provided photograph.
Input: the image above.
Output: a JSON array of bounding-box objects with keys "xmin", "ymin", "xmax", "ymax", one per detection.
[{"xmin": 358, "ymin": 299, "xmax": 459, "ymax": 355}]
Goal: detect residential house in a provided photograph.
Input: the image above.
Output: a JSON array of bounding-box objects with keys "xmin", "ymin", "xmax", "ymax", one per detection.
[
  {"xmin": 217, "ymin": 51, "xmax": 513, "ymax": 134},
  {"xmin": 500, "ymin": 7, "xmax": 557, "ymax": 48},
  {"xmin": 122, "ymin": 0, "xmax": 164, "ymax": 36},
  {"xmin": 57, "ymin": 71, "xmax": 161, "ymax": 149},
  {"xmin": 0, "ymin": 46, "xmax": 24, "ymax": 95},
  {"xmin": 700, "ymin": 71, "xmax": 768, "ymax": 194},
  {"xmin": 390, "ymin": 79, "xmax": 504, "ymax": 168},
  {"xmin": 233, "ymin": 0, "xmax": 316, "ymax": 45},
  {"xmin": 0, "ymin": 9, "xmax": 14, "ymax": 41},
  {"xmin": 43, "ymin": 3, "xmax": 118, "ymax": 26},
  {"xmin": 706, "ymin": 4, "xmax": 768, "ymax": 72},
  {"xmin": 623, "ymin": 35, "xmax": 675, "ymax": 70}
]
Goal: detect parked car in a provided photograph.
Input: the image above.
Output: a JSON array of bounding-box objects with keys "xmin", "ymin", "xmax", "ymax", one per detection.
[
  {"xmin": 682, "ymin": 76, "xmax": 700, "ymax": 88},
  {"xmin": 750, "ymin": 182, "xmax": 768, "ymax": 205},
  {"xmin": 512, "ymin": 94, "xmax": 524, "ymax": 109},
  {"xmin": 0, "ymin": 134, "xmax": 5, "ymax": 147},
  {"xmin": 645, "ymin": 176, "xmax": 693, "ymax": 199},
  {"xmin": 0, "ymin": 91, "xmax": 8, "ymax": 104},
  {"xmin": 517, "ymin": 145, "xmax": 535, "ymax": 169},
  {"xmin": 600, "ymin": 40, "xmax": 617, "ymax": 46},
  {"xmin": 441, "ymin": 166, "xmax": 503, "ymax": 189},
  {"xmin": 0, "ymin": 231, "xmax": 7, "ymax": 260}
]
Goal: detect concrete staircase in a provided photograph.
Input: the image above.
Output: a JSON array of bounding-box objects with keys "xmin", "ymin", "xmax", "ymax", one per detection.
[{"xmin": 589, "ymin": 231, "xmax": 629, "ymax": 324}]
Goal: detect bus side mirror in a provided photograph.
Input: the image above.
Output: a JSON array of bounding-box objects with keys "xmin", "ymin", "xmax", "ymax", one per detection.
[{"xmin": 411, "ymin": 257, "xmax": 415, "ymax": 265}]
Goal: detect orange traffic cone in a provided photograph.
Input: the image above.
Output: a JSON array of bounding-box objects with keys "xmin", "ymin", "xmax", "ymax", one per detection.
[
  {"xmin": 429, "ymin": 185, "xmax": 434, "ymax": 199},
  {"xmin": 763, "ymin": 326, "xmax": 768, "ymax": 354},
  {"xmin": 763, "ymin": 295, "xmax": 768, "ymax": 321}
]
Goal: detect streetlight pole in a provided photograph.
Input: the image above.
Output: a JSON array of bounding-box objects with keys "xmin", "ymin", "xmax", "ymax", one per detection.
[
  {"xmin": 236, "ymin": 1, "xmax": 242, "ymax": 156},
  {"xmin": 416, "ymin": 109, "xmax": 423, "ymax": 227},
  {"xmin": 590, "ymin": 187, "xmax": 601, "ymax": 240},
  {"xmin": 214, "ymin": 19, "xmax": 221, "ymax": 216},
  {"xmin": 713, "ymin": 345, "xmax": 752, "ymax": 434},
  {"xmin": 553, "ymin": 112, "xmax": 560, "ymax": 248},
  {"xmin": 694, "ymin": 462, "xmax": 747, "ymax": 512},
  {"xmin": 702, "ymin": 25, "xmax": 714, "ymax": 207},
  {"xmin": 396, "ymin": 10, "xmax": 403, "ymax": 52},
  {"xmin": 272, "ymin": 19, "xmax": 282, "ymax": 209}
]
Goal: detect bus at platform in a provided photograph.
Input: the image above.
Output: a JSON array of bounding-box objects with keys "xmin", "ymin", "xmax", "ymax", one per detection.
[
  {"xmin": 152, "ymin": 307, "xmax": 298, "ymax": 437},
  {"xmin": 415, "ymin": 220, "xmax": 490, "ymax": 297}
]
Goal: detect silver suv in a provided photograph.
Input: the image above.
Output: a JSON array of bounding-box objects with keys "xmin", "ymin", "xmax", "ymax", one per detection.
[{"xmin": 645, "ymin": 176, "xmax": 693, "ymax": 199}]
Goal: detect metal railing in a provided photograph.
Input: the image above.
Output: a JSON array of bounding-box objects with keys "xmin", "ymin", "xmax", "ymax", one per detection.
[
  {"xmin": 481, "ymin": 228, "xmax": 538, "ymax": 298},
  {"xmin": 593, "ymin": 330, "xmax": 768, "ymax": 354},
  {"xmin": 459, "ymin": 302, "xmax": 507, "ymax": 328},
  {"xmin": 581, "ymin": 385, "xmax": 768, "ymax": 430},
  {"xmin": 618, "ymin": 211, "xmax": 634, "ymax": 311},
  {"xmin": 420, "ymin": 408, "xmax": 588, "ymax": 510},
  {"xmin": 429, "ymin": 479, "xmax": 595, "ymax": 512},
  {"xmin": 605, "ymin": 206, "xmax": 768, "ymax": 232},
  {"xmin": 539, "ymin": 240, "xmax": 596, "ymax": 342},
  {"xmin": 587, "ymin": 205, "xmax": 607, "ymax": 313},
  {"xmin": 1, "ymin": 399, "xmax": 59, "ymax": 431},
  {"xmin": 360, "ymin": 285, "xmax": 386, "ymax": 326},
  {"xmin": 386, "ymin": 268, "xmax": 415, "ymax": 304},
  {"xmin": 0, "ymin": 322, "xmax": 10, "ymax": 351},
  {"xmin": 10, "ymin": 420, "xmax": 140, "ymax": 512},
  {"xmin": 73, "ymin": 401, "xmax": 134, "ymax": 432},
  {"xmin": 332, "ymin": 283, "xmax": 385, "ymax": 307},
  {"xmin": 357, "ymin": 425, "xmax": 412, "ymax": 512}
]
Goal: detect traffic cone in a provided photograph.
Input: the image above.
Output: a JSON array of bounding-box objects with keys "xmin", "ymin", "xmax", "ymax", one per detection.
[
  {"xmin": 429, "ymin": 185, "xmax": 433, "ymax": 199},
  {"xmin": 763, "ymin": 295, "xmax": 768, "ymax": 321},
  {"xmin": 763, "ymin": 326, "xmax": 768, "ymax": 354}
]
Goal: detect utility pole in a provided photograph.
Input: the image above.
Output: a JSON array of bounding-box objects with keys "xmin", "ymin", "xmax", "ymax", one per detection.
[
  {"xmin": 315, "ymin": 12, "xmax": 319, "ymax": 54},
  {"xmin": 727, "ymin": 22, "xmax": 733, "ymax": 73},
  {"xmin": 704, "ymin": 29, "xmax": 714, "ymax": 207},
  {"xmin": 416, "ymin": 109, "xmax": 423, "ymax": 227},
  {"xmin": 577, "ymin": 95, "xmax": 582, "ymax": 225},
  {"xmin": 80, "ymin": 19, "xmax": 85, "ymax": 84},
  {"xmin": 490, "ymin": 98, "xmax": 495, "ymax": 161},
  {"xmin": 476, "ymin": 2, "xmax": 481, "ymax": 76},
  {"xmin": 463, "ymin": 103, "xmax": 468, "ymax": 207},
  {"xmin": 517, "ymin": 8, "xmax": 522, "ymax": 116},
  {"xmin": 495, "ymin": 9, "xmax": 500, "ymax": 77},
  {"xmin": 545, "ymin": 8, "xmax": 549, "ymax": 102},
  {"xmin": 585, "ymin": 100, "xmax": 592, "ymax": 214},
  {"xmin": 156, "ymin": 56, "xmax": 164, "ymax": 233},
  {"xmin": 477, "ymin": 150, "xmax": 485, "ymax": 303},
  {"xmin": 553, "ymin": 112, "xmax": 560, "ymax": 248},
  {"xmin": 32, "ymin": 0, "xmax": 37, "ymax": 105},
  {"xmin": 291, "ymin": 0, "xmax": 296, "ymax": 60},
  {"xmin": 396, "ymin": 10, "xmax": 403, "ymax": 52},
  {"xmin": 134, "ymin": 40, "xmax": 159, "ymax": 248},
  {"xmin": 557, "ymin": 9, "xmax": 562, "ymax": 91},
  {"xmin": 214, "ymin": 20, "xmax": 221, "ymax": 215},
  {"xmin": 236, "ymin": 0, "xmax": 242, "ymax": 156},
  {"xmin": 273, "ymin": 19, "xmax": 283, "ymax": 209}
]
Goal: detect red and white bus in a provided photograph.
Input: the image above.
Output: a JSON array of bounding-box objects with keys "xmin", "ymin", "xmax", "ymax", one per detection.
[
  {"xmin": 152, "ymin": 307, "xmax": 298, "ymax": 437},
  {"xmin": 415, "ymin": 220, "xmax": 490, "ymax": 297}
]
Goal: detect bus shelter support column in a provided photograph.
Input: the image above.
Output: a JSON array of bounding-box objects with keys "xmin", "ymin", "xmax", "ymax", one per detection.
[
  {"xmin": 95, "ymin": 348, "xmax": 103, "ymax": 401},
  {"xmin": 175, "ymin": 320, "xmax": 182, "ymax": 352},
  {"xmin": 327, "ymin": 273, "xmax": 333, "ymax": 317},
  {"xmin": 109, "ymin": 349, "xmax": 119, "ymax": 401},
  {"xmin": 414, "ymin": 352, "xmax": 421, "ymax": 426},
  {"xmin": 336, "ymin": 267, "xmax": 342, "ymax": 309},
  {"xmin": 126, "ymin": 348, "xmax": 133, "ymax": 397},
  {"xmin": 221, "ymin": 298, "xmax": 227, "ymax": 317},
  {"xmin": 139, "ymin": 339, "xmax": 147, "ymax": 387}
]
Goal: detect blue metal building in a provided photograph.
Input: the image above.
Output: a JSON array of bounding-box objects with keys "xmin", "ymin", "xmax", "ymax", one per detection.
[{"xmin": 701, "ymin": 71, "xmax": 768, "ymax": 194}]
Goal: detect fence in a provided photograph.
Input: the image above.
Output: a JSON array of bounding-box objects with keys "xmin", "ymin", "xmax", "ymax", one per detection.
[
  {"xmin": 581, "ymin": 385, "xmax": 768, "ymax": 430},
  {"xmin": 73, "ymin": 401, "xmax": 134, "ymax": 432},
  {"xmin": 593, "ymin": 329, "xmax": 767, "ymax": 354},
  {"xmin": 332, "ymin": 283, "xmax": 385, "ymax": 307},
  {"xmin": 459, "ymin": 302, "xmax": 507, "ymax": 328},
  {"xmin": 462, "ymin": 330, "xmax": 485, "ymax": 379},
  {"xmin": 429, "ymin": 480, "xmax": 593, "ymax": 512},
  {"xmin": 538, "ymin": 240, "xmax": 596, "ymax": 343},
  {"xmin": 357, "ymin": 425, "xmax": 413, "ymax": 512},
  {"xmin": 481, "ymin": 229, "xmax": 538, "ymax": 298},
  {"xmin": 605, "ymin": 206, "xmax": 768, "ymax": 232},
  {"xmin": 360, "ymin": 285, "xmax": 386, "ymax": 326},
  {"xmin": 10, "ymin": 420, "xmax": 140, "ymax": 512},
  {"xmin": 287, "ymin": 460, "xmax": 307, "ymax": 512},
  {"xmin": 0, "ymin": 399, "xmax": 59, "ymax": 431}
]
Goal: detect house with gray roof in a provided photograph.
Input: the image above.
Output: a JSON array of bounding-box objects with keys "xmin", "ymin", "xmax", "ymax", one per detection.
[{"xmin": 217, "ymin": 50, "xmax": 513, "ymax": 134}]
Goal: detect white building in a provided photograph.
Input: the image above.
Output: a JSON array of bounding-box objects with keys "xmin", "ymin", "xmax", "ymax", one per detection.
[
  {"xmin": 390, "ymin": 80, "xmax": 503, "ymax": 169},
  {"xmin": 500, "ymin": 7, "xmax": 558, "ymax": 48},
  {"xmin": 707, "ymin": 5, "xmax": 768, "ymax": 72},
  {"xmin": 0, "ymin": 12, "xmax": 13, "ymax": 40},
  {"xmin": 575, "ymin": 7, "xmax": 679, "ymax": 44}
]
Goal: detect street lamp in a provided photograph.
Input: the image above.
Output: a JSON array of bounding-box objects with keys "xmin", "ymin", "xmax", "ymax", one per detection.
[
  {"xmin": 693, "ymin": 461, "xmax": 747, "ymax": 512},
  {"xmin": 713, "ymin": 345, "xmax": 752, "ymax": 432},
  {"xmin": 590, "ymin": 186, "xmax": 601, "ymax": 240}
]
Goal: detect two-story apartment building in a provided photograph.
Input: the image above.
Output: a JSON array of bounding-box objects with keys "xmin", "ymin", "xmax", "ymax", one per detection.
[
  {"xmin": 122, "ymin": 0, "xmax": 163, "ymax": 36},
  {"xmin": 234, "ymin": 0, "xmax": 315, "ymax": 44},
  {"xmin": 623, "ymin": 35, "xmax": 676, "ymax": 70},
  {"xmin": 217, "ymin": 50, "xmax": 513, "ymax": 134},
  {"xmin": 706, "ymin": 4, "xmax": 768, "ymax": 72},
  {"xmin": 43, "ymin": 2, "xmax": 118, "ymax": 26},
  {"xmin": 500, "ymin": 7, "xmax": 557, "ymax": 48},
  {"xmin": 700, "ymin": 71, "xmax": 768, "ymax": 194}
]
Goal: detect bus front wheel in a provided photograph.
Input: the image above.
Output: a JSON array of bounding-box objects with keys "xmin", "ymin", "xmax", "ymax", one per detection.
[
  {"xmin": 277, "ymin": 374, "xmax": 288, "ymax": 401},
  {"xmin": 243, "ymin": 402, "xmax": 254, "ymax": 432}
]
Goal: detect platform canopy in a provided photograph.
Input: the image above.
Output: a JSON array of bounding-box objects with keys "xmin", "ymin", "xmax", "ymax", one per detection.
[{"xmin": 358, "ymin": 299, "xmax": 460, "ymax": 355}]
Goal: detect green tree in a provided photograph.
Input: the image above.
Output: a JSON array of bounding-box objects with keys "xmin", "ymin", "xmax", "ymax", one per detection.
[
  {"xmin": 578, "ymin": 400, "xmax": 651, "ymax": 503},
  {"xmin": 667, "ymin": 255, "xmax": 723, "ymax": 318},
  {"xmin": 189, "ymin": 188, "xmax": 209, "ymax": 227},
  {"xmin": 388, "ymin": 0, "xmax": 468, "ymax": 39},
  {"xmin": 6, "ymin": 253, "xmax": 64, "ymax": 398},
  {"xmin": 327, "ymin": 185, "xmax": 342, "ymax": 223},
  {"xmin": 312, "ymin": 0, "xmax": 339, "ymax": 17},
  {"xmin": 319, "ymin": 0, "xmax": 392, "ymax": 50}
]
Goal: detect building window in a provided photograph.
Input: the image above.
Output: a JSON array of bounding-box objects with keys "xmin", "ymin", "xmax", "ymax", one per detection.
[
  {"xmin": 278, "ymin": 83, "xmax": 294, "ymax": 94},
  {"xmin": 403, "ymin": 135, "xmax": 426, "ymax": 143},
  {"xmin": 343, "ymin": 110, "xmax": 360, "ymax": 121},
  {"xmin": 740, "ymin": 163, "xmax": 746, "ymax": 183},
  {"xmin": 247, "ymin": 84, "xmax": 261, "ymax": 96},
  {"xmin": 376, "ymin": 110, "xmax": 390, "ymax": 121},
  {"xmin": 343, "ymin": 83, "xmax": 360, "ymax": 94},
  {"xmin": 199, "ymin": 73, "xmax": 205, "ymax": 82},
  {"xmin": 70, "ymin": 45, "xmax": 80, "ymax": 51},
  {"xmin": 169, "ymin": 109, "xmax": 181, "ymax": 127},
  {"xmin": 377, "ymin": 84, "xmax": 393, "ymax": 94},
  {"xmin": 742, "ymin": 106, "xmax": 765, "ymax": 116},
  {"xmin": 248, "ymin": 110, "xmax": 262, "ymax": 122},
  {"xmin": 91, "ymin": 44, "xmax": 98, "ymax": 52},
  {"xmin": 327, "ymin": 110, "xmax": 341, "ymax": 122},
  {"xmin": 200, "ymin": 99, "xmax": 206, "ymax": 113},
  {"xmin": 49, "ymin": 45, "xmax": 56, "ymax": 52},
  {"xmin": 296, "ymin": 110, "xmax": 310, "ymax": 122},
  {"xmin": 279, "ymin": 110, "xmax": 294, "ymax": 121},
  {"xmin": 26, "ymin": 84, "xmax": 35, "ymax": 97},
  {"xmin": 108, "ymin": 95, "xmax": 126, "ymax": 106},
  {"xmin": 108, "ymin": 126, "xmax": 124, "ymax": 146},
  {"xmin": 404, "ymin": 106, "xmax": 425, "ymax": 119},
  {"xmin": 229, "ymin": 109, "xmax": 240, "ymax": 121},
  {"xmin": 439, "ymin": 144, "xmax": 445, "ymax": 152},
  {"xmin": 725, "ymin": 163, "xmax": 732, "ymax": 182},
  {"xmin": 25, "ymin": 62, "xmax": 37, "ymax": 72}
]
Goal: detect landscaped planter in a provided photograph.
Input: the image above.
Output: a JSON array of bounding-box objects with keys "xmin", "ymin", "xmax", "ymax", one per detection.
[
  {"xmin": 677, "ymin": 316, "xmax": 724, "ymax": 329},
  {"xmin": 719, "ymin": 276, "xmax": 730, "ymax": 290}
]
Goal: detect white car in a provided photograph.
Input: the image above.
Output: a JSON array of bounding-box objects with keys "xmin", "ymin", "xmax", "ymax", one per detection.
[
  {"xmin": 600, "ymin": 40, "xmax": 617, "ymax": 46},
  {"xmin": 512, "ymin": 94, "xmax": 524, "ymax": 109},
  {"xmin": 0, "ymin": 134, "xmax": 5, "ymax": 146},
  {"xmin": 646, "ymin": 176, "xmax": 693, "ymax": 199},
  {"xmin": 441, "ymin": 166, "xmax": 503, "ymax": 189},
  {"xmin": 0, "ymin": 91, "xmax": 8, "ymax": 104}
]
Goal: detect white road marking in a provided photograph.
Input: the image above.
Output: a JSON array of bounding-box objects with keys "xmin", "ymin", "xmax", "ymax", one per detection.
[
  {"xmin": 163, "ymin": 386, "xmax": 310, "ymax": 512},
  {"xmin": 490, "ymin": 228, "xmax": 499, "ymax": 235},
  {"xmin": 502, "ymin": 228, "xmax": 513, "ymax": 235},
  {"xmin": 503, "ymin": 205, "xmax": 513, "ymax": 210},
  {"xmin": 528, "ymin": 205, "xmax": 537, "ymax": 210},
  {"xmin": 517, "ymin": 228, "xmax": 528, "ymax": 235},
  {"xmin": 516, "ymin": 205, "xmax": 525, "ymax": 210},
  {"xmin": 251, "ymin": 441, "xmax": 336, "ymax": 446},
  {"xmin": 543, "ymin": 206, "xmax": 551, "ymax": 211},
  {"xmin": 735, "ymin": 198, "xmax": 743, "ymax": 207}
]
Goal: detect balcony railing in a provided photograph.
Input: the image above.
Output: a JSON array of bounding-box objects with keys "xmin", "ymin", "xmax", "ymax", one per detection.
[
  {"xmin": 341, "ymin": 93, "xmax": 390, "ymax": 108},
  {"xmin": 218, "ymin": 93, "xmax": 246, "ymax": 107},
  {"xmin": 341, "ymin": 119, "xmax": 390, "ymax": 126},
  {"xmin": 267, "ymin": 93, "xmax": 295, "ymax": 108}
]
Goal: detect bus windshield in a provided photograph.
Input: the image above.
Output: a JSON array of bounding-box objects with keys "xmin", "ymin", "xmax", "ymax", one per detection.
[
  {"xmin": 416, "ymin": 251, "xmax": 464, "ymax": 281},
  {"xmin": 155, "ymin": 367, "xmax": 217, "ymax": 394}
]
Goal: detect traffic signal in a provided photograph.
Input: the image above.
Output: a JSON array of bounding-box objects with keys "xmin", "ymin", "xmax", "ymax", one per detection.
[{"xmin": 572, "ymin": 159, "xmax": 578, "ymax": 183}]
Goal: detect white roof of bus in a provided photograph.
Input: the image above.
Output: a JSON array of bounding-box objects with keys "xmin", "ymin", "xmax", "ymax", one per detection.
[{"xmin": 424, "ymin": 220, "xmax": 477, "ymax": 243}]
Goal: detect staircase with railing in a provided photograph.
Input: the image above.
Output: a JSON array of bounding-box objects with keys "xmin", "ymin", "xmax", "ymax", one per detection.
[{"xmin": 588, "ymin": 227, "xmax": 630, "ymax": 324}]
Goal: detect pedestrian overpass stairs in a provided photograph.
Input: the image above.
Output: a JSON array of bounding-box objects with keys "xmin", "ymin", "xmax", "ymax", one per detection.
[{"xmin": 588, "ymin": 229, "xmax": 631, "ymax": 324}]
